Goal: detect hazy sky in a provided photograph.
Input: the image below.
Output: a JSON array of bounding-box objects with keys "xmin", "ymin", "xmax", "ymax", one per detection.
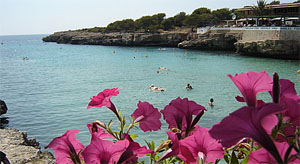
[{"xmin": 0, "ymin": 0, "xmax": 296, "ymax": 35}]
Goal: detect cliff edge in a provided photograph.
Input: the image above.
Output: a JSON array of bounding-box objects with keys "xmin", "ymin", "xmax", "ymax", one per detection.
[{"xmin": 43, "ymin": 31, "xmax": 188, "ymax": 47}]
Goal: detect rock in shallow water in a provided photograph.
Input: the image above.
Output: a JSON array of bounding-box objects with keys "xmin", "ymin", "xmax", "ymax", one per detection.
[
  {"xmin": 0, "ymin": 100, "xmax": 7, "ymax": 115},
  {"xmin": 0, "ymin": 128, "xmax": 55, "ymax": 164}
]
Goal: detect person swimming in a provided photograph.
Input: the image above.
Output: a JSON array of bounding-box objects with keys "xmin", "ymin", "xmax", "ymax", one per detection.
[
  {"xmin": 186, "ymin": 83, "xmax": 193, "ymax": 90},
  {"xmin": 208, "ymin": 98, "xmax": 214, "ymax": 106}
]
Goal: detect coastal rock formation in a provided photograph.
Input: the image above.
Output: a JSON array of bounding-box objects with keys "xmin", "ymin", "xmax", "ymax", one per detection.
[
  {"xmin": 0, "ymin": 100, "xmax": 8, "ymax": 115},
  {"xmin": 234, "ymin": 40, "xmax": 300, "ymax": 59},
  {"xmin": 43, "ymin": 29, "xmax": 300, "ymax": 59},
  {"xmin": 178, "ymin": 32, "xmax": 239, "ymax": 50},
  {"xmin": 0, "ymin": 128, "xmax": 55, "ymax": 164},
  {"xmin": 42, "ymin": 31, "xmax": 188, "ymax": 47}
]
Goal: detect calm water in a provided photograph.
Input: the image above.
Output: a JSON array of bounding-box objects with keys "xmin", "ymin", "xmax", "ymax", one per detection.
[{"xmin": 0, "ymin": 35, "xmax": 299, "ymax": 151}]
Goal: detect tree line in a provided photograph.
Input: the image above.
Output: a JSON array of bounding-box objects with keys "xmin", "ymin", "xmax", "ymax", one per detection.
[
  {"xmin": 81, "ymin": 7, "xmax": 233, "ymax": 33},
  {"xmin": 81, "ymin": 0, "xmax": 298, "ymax": 33}
]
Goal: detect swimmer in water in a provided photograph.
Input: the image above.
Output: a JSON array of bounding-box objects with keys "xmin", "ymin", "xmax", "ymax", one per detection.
[
  {"xmin": 186, "ymin": 83, "xmax": 193, "ymax": 90},
  {"xmin": 208, "ymin": 98, "xmax": 214, "ymax": 106}
]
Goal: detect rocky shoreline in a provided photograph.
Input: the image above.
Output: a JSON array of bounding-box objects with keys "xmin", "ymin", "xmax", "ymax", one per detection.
[
  {"xmin": 0, "ymin": 128, "xmax": 55, "ymax": 164},
  {"xmin": 42, "ymin": 31, "xmax": 188, "ymax": 47},
  {"xmin": 42, "ymin": 30, "xmax": 300, "ymax": 60},
  {"xmin": 0, "ymin": 100, "xmax": 55, "ymax": 163}
]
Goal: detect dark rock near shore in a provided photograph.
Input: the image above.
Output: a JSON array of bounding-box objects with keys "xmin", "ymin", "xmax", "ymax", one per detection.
[
  {"xmin": 0, "ymin": 100, "xmax": 8, "ymax": 115},
  {"xmin": 234, "ymin": 40, "xmax": 300, "ymax": 60},
  {"xmin": 43, "ymin": 31, "xmax": 188, "ymax": 47},
  {"xmin": 178, "ymin": 32, "xmax": 239, "ymax": 50},
  {"xmin": 0, "ymin": 128, "xmax": 55, "ymax": 164}
]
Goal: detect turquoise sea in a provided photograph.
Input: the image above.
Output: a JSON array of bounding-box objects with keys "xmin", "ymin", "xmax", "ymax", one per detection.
[{"xmin": 0, "ymin": 34, "xmax": 299, "ymax": 151}]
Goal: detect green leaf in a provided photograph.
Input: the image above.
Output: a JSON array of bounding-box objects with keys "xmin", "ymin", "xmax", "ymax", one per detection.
[
  {"xmin": 284, "ymin": 143, "xmax": 294, "ymax": 163},
  {"xmin": 129, "ymin": 134, "xmax": 138, "ymax": 140},
  {"xmin": 240, "ymin": 149, "xmax": 250, "ymax": 155},
  {"xmin": 107, "ymin": 120, "xmax": 114, "ymax": 129},
  {"xmin": 224, "ymin": 152, "xmax": 230, "ymax": 163},
  {"xmin": 241, "ymin": 155, "xmax": 249, "ymax": 164},
  {"xmin": 230, "ymin": 151, "xmax": 239, "ymax": 164}
]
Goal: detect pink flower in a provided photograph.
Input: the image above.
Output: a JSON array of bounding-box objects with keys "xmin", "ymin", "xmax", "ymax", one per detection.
[
  {"xmin": 157, "ymin": 131, "xmax": 180, "ymax": 163},
  {"xmin": 276, "ymin": 79, "xmax": 300, "ymax": 102},
  {"xmin": 161, "ymin": 97, "xmax": 206, "ymax": 132},
  {"xmin": 45, "ymin": 129, "xmax": 84, "ymax": 164},
  {"xmin": 131, "ymin": 101, "xmax": 162, "ymax": 132},
  {"xmin": 118, "ymin": 134, "xmax": 154, "ymax": 163},
  {"xmin": 228, "ymin": 71, "xmax": 273, "ymax": 107},
  {"xmin": 87, "ymin": 88, "xmax": 120, "ymax": 119},
  {"xmin": 87, "ymin": 123, "xmax": 114, "ymax": 140},
  {"xmin": 248, "ymin": 142, "xmax": 300, "ymax": 163},
  {"xmin": 271, "ymin": 79, "xmax": 300, "ymax": 142},
  {"xmin": 178, "ymin": 126, "xmax": 224, "ymax": 164},
  {"xmin": 82, "ymin": 137, "xmax": 129, "ymax": 164},
  {"xmin": 209, "ymin": 103, "xmax": 285, "ymax": 162}
]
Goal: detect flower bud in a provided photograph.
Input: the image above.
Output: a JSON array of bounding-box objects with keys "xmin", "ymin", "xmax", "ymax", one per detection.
[
  {"xmin": 272, "ymin": 72, "xmax": 280, "ymax": 104},
  {"xmin": 92, "ymin": 120, "xmax": 106, "ymax": 130}
]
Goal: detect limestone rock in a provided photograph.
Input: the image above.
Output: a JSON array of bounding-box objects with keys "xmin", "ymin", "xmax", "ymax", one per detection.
[
  {"xmin": 178, "ymin": 33, "xmax": 238, "ymax": 50},
  {"xmin": 42, "ymin": 31, "xmax": 188, "ymax": 47},
  {"xmin": 0, "ymin": 128, "xmax": 55, "ymax": 164},
  {"xmin": 234, "ymin": 40, "xmax": 300, "ymax": 59}
]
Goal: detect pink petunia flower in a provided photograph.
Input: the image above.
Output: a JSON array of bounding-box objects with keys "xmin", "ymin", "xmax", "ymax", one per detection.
[
  {"xmin": 118, "ymin": 134, "xmax": 154, "ymax": 163},
  {"xmin": 87, "ymin": 88, "xmax": 120, "ymax": 119},
  {"xmin": 228, "ymin": 71, "xmax": 273, "ymax": 107},
  {"xmin": 178, "ymin": 125, "xmax": 224, "ymax": 164},
  {"xmin": 270, "ymin": 79, "xmax": 300, "ymax": 142},
  {"xmin": 87, "ymin": 123, "xmax": 114, "ymax": 140},
  {"xmin": 157, "ymin": 131, "xmax": 180, "ymax": 163},
  {"xmin": 45, "ymin": 129, "xmax": 85, "ymax": 164},
  {"xmin": 161, "ymin": 97, "xmax": 206, "ymax": 132},
  {"xmin": 131, "ymin": 101, "xmax": 162, "ymax": 132},
  {"xmin": 82, "ymin": 137, "xmax": 129, "ymax": 164},
  {"xmin": 248, "ymin": 141, "xmax": 300, "ymax": 163},
  {"xmin": 209, "ymin": 103, "xmax": 285, "ymax": 162}
]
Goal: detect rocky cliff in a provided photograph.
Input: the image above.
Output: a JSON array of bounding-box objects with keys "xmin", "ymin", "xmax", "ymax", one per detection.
[
  {"xmin": 0, "ymin": 128, "xmax": 55, "ymax": 164},
  {"xmin": 43, "ymin": 29, "xmax": 300, "ymax": 59},
  {"xmin": 178, "ymin": 32, "xmax": 240, "ymax": 50},
  {"xmin": 234, "ymin": 40, "xmax": 300, "ymax": 59},
  {"xmin": 43, "ymin": 31, "xmax": 188, "ymax": 47}
]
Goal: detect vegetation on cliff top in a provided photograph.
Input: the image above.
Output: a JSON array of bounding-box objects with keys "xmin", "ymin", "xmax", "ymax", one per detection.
[{"xmin": 79, "ymin": 7, "xmax": 233, "ymax": 33}]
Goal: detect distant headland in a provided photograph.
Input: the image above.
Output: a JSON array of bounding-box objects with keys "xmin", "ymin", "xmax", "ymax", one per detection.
[{"xmin": 43, "ymin": 1, "xmax": 300, "ymax": 59}]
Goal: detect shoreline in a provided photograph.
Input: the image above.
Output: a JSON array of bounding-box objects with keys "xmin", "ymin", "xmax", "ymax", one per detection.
[
  {"xmin": 0, "ymin": 128, "xmax": 55, "ymax": 164},
  {"xmin": 42, "ymin": 29, "xmax": 300, "ymax": 60}
]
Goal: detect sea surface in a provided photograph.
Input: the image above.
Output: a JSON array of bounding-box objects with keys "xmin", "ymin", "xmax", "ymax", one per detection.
[{"xmin": 0, "ymin": 34, "xmax": 299, "ymax": 151}]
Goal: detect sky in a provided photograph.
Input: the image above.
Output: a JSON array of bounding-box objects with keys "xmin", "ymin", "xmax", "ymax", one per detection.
[{"xmin": 0, "ymin": 0, "xmax": 296, "ymax": 35}]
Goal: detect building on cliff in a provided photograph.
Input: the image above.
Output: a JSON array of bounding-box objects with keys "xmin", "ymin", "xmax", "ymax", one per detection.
[{"xmin": 235, "ymin": 2, "xmax": 300, "ymax": 26}]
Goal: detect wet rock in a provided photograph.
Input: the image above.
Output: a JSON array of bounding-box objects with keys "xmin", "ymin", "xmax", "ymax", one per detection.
[
  {"xmin": 0, "ymin": 128, "xmax": 55, "ymax": 164},
  {"xmin": 0, "ymin": 100, "xmax": 7, "ymax": 115}
]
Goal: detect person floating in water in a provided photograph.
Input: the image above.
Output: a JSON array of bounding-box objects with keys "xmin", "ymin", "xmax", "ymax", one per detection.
[
  {"xmin": 158, "ymin": 67, "xmax": 168, "ymax": 70},
  {"xmin": 186, "ymin": 83, "xmax": 193, "ymax": 90},
  {"xmin": 148, "ymin": 85, "xmax": 165, "ymax": 92},
  {"xmin": 208, "ymin": 98, "xmax": 214, "ymax": 106}
]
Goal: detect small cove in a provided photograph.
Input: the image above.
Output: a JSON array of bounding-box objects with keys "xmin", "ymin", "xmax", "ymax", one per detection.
[{"xmin": 0, "ymin": 34, "xmax": 299, "ymax": 150}]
